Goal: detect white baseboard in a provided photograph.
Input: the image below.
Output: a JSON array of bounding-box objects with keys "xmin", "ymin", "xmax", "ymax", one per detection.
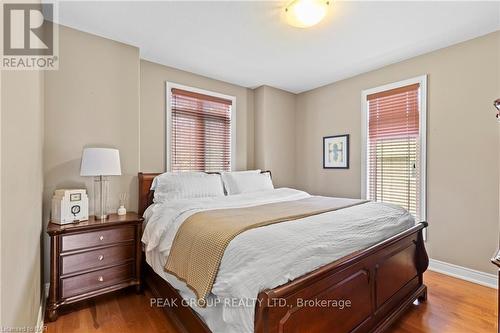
[
  {"xmin": 428, "ymin": 258, "xmax": 497, "ymax": 289},
  {"xmin": 36, "ymin": 297, "xmax": 44, "ymax": 331},
  {"xmin": 35, "ymin": 283, "xmax": 50, "ymax": 330}
]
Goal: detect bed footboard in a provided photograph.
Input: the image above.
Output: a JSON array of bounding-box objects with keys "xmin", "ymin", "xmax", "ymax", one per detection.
[{"xmin": 254, "ymin": 222, "xmax": 428, "ymax": 333}]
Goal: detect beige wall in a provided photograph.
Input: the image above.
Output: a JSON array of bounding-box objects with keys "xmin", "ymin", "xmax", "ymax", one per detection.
[
  {"xmin": 1, "ymin": 70, "xmax": 44, "ymax": 326},
  {"xmin": 140, "ymin": 60, "xmax": 255, "ymax": 172},
  {"xmin": 44, "ymin": 25, "xmax": 140, "ymax": 215},
  {"xmin": 43, "ymin": 27, "xmax": 256, "ymax": 284},
  {"xmin": 254, "ymin": 86, "xmax": 296, "ymax": 187},
  {"xmin": 43, "ymin": 25, "xmax": 141, "ymax": 281},
  {"xmin": 296, "ymin": 31, "xmax": 500, "ymax": 274}
]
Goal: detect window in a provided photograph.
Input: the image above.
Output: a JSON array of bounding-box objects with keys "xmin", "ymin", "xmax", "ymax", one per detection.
[
  {"xmin": 166, "ymin": 84, "xmax": 235, "ymax": 172},
  {"xmin": 361, "ymin": 76, "xmax": 427, "ymax": 221}
]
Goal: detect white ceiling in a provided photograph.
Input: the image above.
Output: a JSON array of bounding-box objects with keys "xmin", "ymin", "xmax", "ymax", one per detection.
[{"xmin": 53, "ymin": 1, "xmax": 500, "ymax": 93}]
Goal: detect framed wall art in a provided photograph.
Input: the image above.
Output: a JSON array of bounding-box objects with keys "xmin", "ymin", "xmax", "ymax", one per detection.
[{"xmin": 323, "ymin": 134, "xmax": 349, "ymax": 169}]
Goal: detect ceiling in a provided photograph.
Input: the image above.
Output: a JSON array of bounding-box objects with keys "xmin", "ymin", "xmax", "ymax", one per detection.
[{"xmin": 52, "ymin": 1, "xmax": 500, "ymax": 93}]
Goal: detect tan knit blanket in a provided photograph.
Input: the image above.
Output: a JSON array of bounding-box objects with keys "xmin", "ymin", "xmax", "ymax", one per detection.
[{"xmin": 164, "ymin": 196, "xmax": 367, "ymax": 304}]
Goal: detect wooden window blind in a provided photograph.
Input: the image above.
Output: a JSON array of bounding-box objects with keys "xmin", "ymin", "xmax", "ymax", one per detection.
[
  {"xmin": 171, "ymin": 88, "xmax": 232, "ymax": 172},
  {"xmin": 367, "ymin": 83, "xmax": 421, "ymax": 220}
]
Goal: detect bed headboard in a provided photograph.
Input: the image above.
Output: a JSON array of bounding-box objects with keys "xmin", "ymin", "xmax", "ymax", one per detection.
[
  {"xmin": 138, "ymin": 173, "xmax": 159, "ymax": 216},
  {"xmin": 137, "ymin": 170, "xmax": 272, "ymax": 216}
]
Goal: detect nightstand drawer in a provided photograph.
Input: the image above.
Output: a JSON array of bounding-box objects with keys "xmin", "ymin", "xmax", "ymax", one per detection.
[
  {"xmin": 61, "ymin": 263, "xmax": 134, "ymax": 299},
  {"xmin": 61, "ymin": 244, "xmax": 135, "ymax": 275},
  {"xmin": 61, "ymin": 226, "xmax": 135, "ymax": 252}
]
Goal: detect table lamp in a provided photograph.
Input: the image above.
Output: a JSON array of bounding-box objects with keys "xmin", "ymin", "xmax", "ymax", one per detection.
[{"xmin": 80, "ymin": 148, "xmax": 121, "ymax": 220}]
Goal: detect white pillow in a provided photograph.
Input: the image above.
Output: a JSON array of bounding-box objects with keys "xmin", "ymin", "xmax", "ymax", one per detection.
[
  {"xmin": 151, "ymin": 172, "xmax": 224, "ymax": 203},
  {"xmin": 219, "ymin": 170, "xmax": 260, "ymax": 194},
  {"xmin": 221, "ymin": 170, "xmax": 274, "ymax": 195}
]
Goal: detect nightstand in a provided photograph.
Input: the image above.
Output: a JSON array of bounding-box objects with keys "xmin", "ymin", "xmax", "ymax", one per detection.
[{"xmin": 46, "ymin": 212, "xmax": 144, "ymax": 321}]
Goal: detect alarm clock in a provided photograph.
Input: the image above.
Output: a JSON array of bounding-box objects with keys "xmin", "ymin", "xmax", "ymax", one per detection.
[{"xmin": 51, "ymin": 189, "xmax": 89, "ymax": 224}]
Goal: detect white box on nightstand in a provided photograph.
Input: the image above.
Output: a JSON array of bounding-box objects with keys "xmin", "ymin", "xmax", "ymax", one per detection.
[{"xmin": 51, "ymin": 189, "xmax": 89, "ymax": 224}]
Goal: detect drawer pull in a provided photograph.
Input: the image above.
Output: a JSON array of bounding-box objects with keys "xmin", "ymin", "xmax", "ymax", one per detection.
[
  {"xmin": 99, "ymin": 235, "xmax": 104, "ymax": 241},
  {"xmin": 98, "ymin": 276, "xmax": 104, "ymax": 282},
  {"xmin": 98, "ymin": 255, "xmax": 104, "ymax": 261}
]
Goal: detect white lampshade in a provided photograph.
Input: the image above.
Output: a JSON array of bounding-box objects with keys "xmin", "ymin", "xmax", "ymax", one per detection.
[{"xmin": 80, "ymin": 148, "xmax": 122, "ymax": 176}]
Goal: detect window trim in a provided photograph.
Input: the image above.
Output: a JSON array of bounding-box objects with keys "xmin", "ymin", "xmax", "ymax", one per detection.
[
  {"xmin": 165, "ymin": 82, "xmax": 236, "ymax": 172},
  {"xmin": 360, "ymin": 75, "xmax": 427, "ymax": 222}
]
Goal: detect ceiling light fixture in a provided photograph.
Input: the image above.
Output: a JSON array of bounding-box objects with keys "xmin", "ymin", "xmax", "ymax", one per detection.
[{"xmin": 285, "ymin": 0, "xmax": 330, "ymax": 28}]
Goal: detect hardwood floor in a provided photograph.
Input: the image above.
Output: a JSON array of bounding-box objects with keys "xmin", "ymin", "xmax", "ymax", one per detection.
[
  {"xmin": 390, "ymin": 271, "xmax": 497, "ymax": 333},
  {"xmin": 46, "ymin": 271, "xmax": 497, "ymax": 333}
]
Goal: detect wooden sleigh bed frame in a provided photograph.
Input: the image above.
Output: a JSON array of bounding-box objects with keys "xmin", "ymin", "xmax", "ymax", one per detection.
[{"xmin": 138, "ymin": 172, "xmax": 429, "ymax": 333}]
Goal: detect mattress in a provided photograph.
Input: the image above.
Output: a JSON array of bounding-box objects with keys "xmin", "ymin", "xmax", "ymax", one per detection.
[{"xmin": 142, "ymin": 188, "xmax": 415, "ymax": 333}]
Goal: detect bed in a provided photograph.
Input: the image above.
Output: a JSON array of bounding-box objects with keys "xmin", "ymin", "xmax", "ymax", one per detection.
[{"xmin": 138, "ymin": 172, "xmax": 428, "ymax": 333}]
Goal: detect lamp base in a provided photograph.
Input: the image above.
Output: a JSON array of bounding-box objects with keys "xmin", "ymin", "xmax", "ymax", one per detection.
[
  {"xmin": 93, "ymin": 176, "xmax": 109, "ymax": 221},
  {"xmin": 94, "ymin": 214, "xmax": 109, "ymax": 220}
]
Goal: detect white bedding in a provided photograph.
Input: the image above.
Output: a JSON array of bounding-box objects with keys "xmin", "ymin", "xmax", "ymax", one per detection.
[{"xmin": 142, "ymin": 188, "xmax": 415, "ymax": 333}]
